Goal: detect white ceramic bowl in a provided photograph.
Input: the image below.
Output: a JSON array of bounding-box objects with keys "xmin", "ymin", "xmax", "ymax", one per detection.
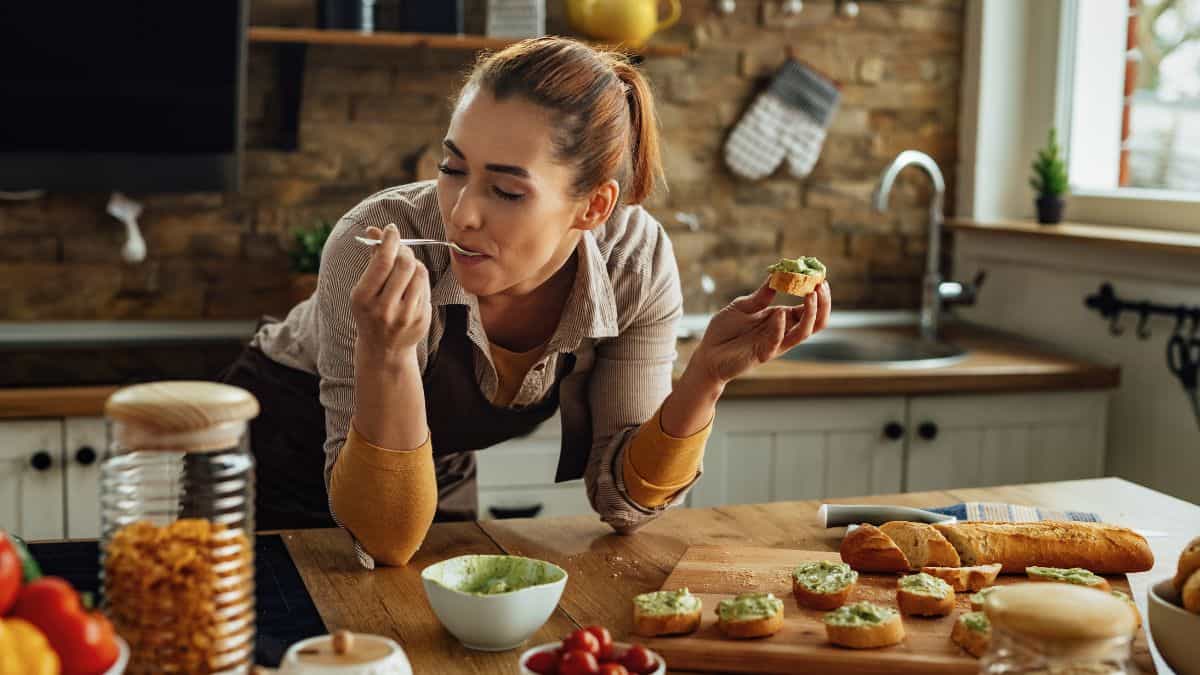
[
  {"xmin": 519, "ymin": 641, "xmax": 666, "ymax": 675},
  {"xmin": 1149, "ymin": 579, "xmax": 1200, "ymax": 675},
  {"xmin": 103, "ymin": 637, "xmax": 130, "ymax": 675},
  {"xmin": 421, "ymin": 554, "xmax": 567, "ymax": 651}
]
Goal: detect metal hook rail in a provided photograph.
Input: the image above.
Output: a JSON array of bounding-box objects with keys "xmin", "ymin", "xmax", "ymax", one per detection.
[{"xmin": 1084, "ymin": 283, "xmax": 1200, "ymax": 339}]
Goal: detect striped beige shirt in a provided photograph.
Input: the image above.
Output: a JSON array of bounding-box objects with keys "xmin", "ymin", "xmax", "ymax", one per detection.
[{"xmin": 252, "ymin": 180, "xmax": 697, "ymax": 532}]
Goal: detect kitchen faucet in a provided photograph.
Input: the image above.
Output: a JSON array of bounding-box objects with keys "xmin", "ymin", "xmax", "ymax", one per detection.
[{"xmin": 872, "ymin": 150, "xmax": 984, "ymax": 342}]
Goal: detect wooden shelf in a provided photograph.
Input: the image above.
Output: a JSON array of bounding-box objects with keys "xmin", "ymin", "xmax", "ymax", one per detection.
[
  {"xmin": 248, "ymin": 27, "xmax": 690, "ymax": 57},
  {"xmin": 947, "ymin": 217, "xmax": 1200, "ymax": 257}
]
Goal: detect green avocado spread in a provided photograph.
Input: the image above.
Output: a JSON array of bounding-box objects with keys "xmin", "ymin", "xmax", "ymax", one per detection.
[
  {"xmin": 898, "ymin": 572, "xmax": 953, "ymax": 597},
  {"xmin": 767, "ymin": 256, "xmax": 826, "ymax": 276},
  {"xmin": 793, "ymin": 561, "xmax": 858, "ymax": 594},
  {"xmin": 961, "ymin": 611, "xmax": 990, "ymax": 634},
  {"xmin": 717, "ymin": 592, "xmax": 783, "ymax": 622},
  {"xmin": 1111, "ymin": 590, "xmax": 1133, "ymax": 604},
  {"xmin": 970, "ymin": 586, "xmax": 997, "ymax": 607},
  {"xmin": 424, "ymin": 554, "xmax": 565, "ymax": 596},
  {"xmin": 634, "ymin": 588, "xmax": 701, "ymax": 616},
  {"xmin": 823, "ymin": 601, "xmax": 897, "ymax": 627},
  {"xmin": 1026, "ymin": 566, "xmax": 1104, "ymax": 586}
]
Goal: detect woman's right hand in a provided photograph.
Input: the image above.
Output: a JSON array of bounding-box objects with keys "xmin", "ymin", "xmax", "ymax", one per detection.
[{"xmin": 350, "ymin": 223, "xmax": 432, "ymax": 365}]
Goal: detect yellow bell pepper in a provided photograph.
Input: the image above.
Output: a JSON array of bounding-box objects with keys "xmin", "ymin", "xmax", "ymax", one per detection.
[{"xmin": 0, "ymin": 618, "xmax": 60, "ymax": 675}]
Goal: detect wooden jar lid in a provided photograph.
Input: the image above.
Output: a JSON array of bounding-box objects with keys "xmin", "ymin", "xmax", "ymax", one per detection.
[
  {"xmin": 105, "ymin": 381, "xmax": 259, "ymax": 452},
  {"xmin": 984, "ymin": 582, "xmax": 1135, "ymax": 644}
]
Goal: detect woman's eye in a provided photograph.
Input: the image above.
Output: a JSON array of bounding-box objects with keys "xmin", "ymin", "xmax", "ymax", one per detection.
[
  {"xmin": 492, "ymin": 186, "xmax": 524, "ymax": 201},
  {"xmin": 438, "ymin": 163, "xmax": 465, "ymax": 176}
]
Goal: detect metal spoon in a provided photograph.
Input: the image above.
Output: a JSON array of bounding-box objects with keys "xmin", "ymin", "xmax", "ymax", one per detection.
[{"xmin": 354, "ymin": 235, "xmax": 483, "ymax": 257}]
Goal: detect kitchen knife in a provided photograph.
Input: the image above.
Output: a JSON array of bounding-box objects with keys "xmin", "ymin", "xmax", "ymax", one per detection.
[{"xmin": 818, "ymin": 503, "xmax": 1168, "ymax": 537}]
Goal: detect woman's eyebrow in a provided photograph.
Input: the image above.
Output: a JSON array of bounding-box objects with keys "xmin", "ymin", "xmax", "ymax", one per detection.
[{"xmin": 442, "ymin": 139, "xmax": 530, "ymax": 178}]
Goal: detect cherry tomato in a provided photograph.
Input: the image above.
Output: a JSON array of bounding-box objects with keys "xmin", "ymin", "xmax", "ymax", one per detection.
[
  {"xmin": 558, "ymin": 649, "xmax": 600, "ymax": 675},
  {"xmin": 562, "ymin": 628, "xmax": 601, "ymax": 656},
  {"xmin": 598, "ymin": 664, "xmax": 629, "ymax": 675},
  {"xmin": 620, "ymin": 644, "xmax": 657, "ymax": 675},
  {"xmin": 583, "ymin": 625, "xmax": 614, "ymax": 660},
  {"xmin": 525, "ymin": 650, "xmax": 559, "ymax": 675}
]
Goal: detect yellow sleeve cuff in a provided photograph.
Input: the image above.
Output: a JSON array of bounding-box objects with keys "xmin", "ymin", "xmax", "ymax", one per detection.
[
  {"xmin": 622, "ymin": 407, "xmax": 711, "ymax": 508},
  {"xmin": 342, "ymin": 420, "xmax": 432, "ymax": 470}
]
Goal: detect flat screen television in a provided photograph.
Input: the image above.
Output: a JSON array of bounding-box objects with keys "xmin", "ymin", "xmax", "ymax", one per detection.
[{"xmin": 0, "ymin": 2, "xmax": 247, "ymax": 193}]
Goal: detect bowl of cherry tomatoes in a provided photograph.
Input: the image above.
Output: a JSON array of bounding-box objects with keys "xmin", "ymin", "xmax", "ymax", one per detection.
[{"xmin": 519, "ymin": 625, "xmax": 664, "ymax": 675}]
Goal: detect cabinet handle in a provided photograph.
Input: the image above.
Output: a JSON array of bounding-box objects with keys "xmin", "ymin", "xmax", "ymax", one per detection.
[
  {"xmin": 488, "ymin": 504, "xmax": 543, "ymax": 519},
  {"xmin": 917, "ymin": 421, "xmax": 939, "ymax": 440},
  {"xmin": 75, "ymin": 446, "xmax": 98, "ymax": 466},
  {"xmin": 883, "ymin": 422, "xmax": 905, "ymax": 441},
  {"xmin": 30, "ymin": 451, "xmax": 53, "ymax": 471}
]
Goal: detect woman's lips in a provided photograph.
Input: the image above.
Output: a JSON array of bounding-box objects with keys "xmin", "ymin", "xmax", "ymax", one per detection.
[{"xmin": 452, "ymin": 248, "xmax": 489, "ymax": 266}]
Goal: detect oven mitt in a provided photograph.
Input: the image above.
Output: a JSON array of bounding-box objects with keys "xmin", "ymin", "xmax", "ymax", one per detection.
[{"xmin": 724, "ymin": 59, "xmax": 841, "ymax": 180}]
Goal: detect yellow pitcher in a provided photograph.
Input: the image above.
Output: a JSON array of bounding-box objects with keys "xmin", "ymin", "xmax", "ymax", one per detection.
[{"xmin": 565, "ymin": 0, "xmax": 682, "ymax": 48}]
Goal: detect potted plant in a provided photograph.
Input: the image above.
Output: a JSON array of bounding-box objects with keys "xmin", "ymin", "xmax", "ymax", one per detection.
[
  {"xmin": 1030, "ymin": 128, "xmax": 1069, "ymax": 224},
  {"xmin": 289, "ymin": 220, "xmax": 334, "ymax": 306}
]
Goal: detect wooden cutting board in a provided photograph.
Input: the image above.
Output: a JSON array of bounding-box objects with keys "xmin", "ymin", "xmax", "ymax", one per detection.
[{"xmin": 641, "ymin": 546, "xmax": 1150, "ymax": 675}]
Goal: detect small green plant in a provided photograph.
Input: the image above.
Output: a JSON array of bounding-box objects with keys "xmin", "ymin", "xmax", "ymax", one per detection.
[
  {"xmin": 290, "ymin": 220, "xmax": 334, "ymax": 274},
  {"xmin": 1030, "ymin": 128, "xmax": 1069, "ymax": 197}
]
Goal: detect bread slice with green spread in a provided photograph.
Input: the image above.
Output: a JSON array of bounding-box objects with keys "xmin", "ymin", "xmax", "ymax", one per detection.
[
  {"xmin": 896, "ymin": 572, "xmax": 955, "ymax": 617},
  {"xmin": 1110, "ymin": 589, "xmax": 1142, "ymax": 628},
  {"xmin": 767, "ymin": 257, "xmax": 825, "ymax": 297},
  {"xmin": 632, "ymin": 588, "xmax": 702, "ymax": 637},
  {"xmin": 969, "ymin": 586, "xmax": 998, "ymax": 611},
  {"xmin": 951, "ymin": 611, "xmax": 991, "ymax": 657},
  {"xmin": 715, "ymin": 592, "xmax": 784, "ymax": 639},
  {"xmin": 823, "ymin": 601, "xmax": 905, "ymax": 649},
  {"xmin": 921, "ymin": 563, "xmax": 1002, "ymax": 592},
  {"xmin": 1025, "ymin": 566, "xmax": 1111, "ymax": 592},
  {"xmin": 792, "ymin": 561, "xmax": 858, "ymax": 610}
]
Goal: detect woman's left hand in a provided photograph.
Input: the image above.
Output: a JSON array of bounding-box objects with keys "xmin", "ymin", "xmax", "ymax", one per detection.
[{"xmin": 688, "ymin": 278, "xmax": 832, "ymax": 387}]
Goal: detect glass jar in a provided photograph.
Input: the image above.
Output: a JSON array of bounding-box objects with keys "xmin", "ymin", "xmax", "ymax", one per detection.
[
  {"xmin": 100, "ymin": 381, "xmax": 260, "ymax": 675},
  {"xmin": 980, "ymin": 582, "xmax": 1138, "ymax": 675}
]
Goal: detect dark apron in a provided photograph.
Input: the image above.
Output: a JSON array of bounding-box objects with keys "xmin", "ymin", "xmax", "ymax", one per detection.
[{"xmin": 222, "ymin": 306, "xmax": 572, "ymax": 530}]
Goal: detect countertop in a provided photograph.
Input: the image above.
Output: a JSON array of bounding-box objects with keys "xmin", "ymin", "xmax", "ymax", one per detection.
[
  {"xmin": 281, "ymin": 478, "xmax": 1190, "ymax": 674},
  {"xmin": 0, "ymin": 322, "xmax": 1119, "ymax": 419}
]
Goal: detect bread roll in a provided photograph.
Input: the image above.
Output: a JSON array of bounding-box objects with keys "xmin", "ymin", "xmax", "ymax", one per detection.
[
  {"xmin": 880, "ymin": 521, "xmax": 961, "ymax": 569},
  {"xmin": 1174, "ymin": 536, "xmax": 1200, "ymax": 592},
  {"xmin": 933, "ymin": 521, "xmax": 1153, "ymax": 574},
  {"xmin": 840, "ymin": 524, "xmax": 910, "ymax": 573}
]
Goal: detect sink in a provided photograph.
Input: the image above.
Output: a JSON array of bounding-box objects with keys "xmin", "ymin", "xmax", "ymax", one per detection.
[{"xmin": 779, "ymin": 329, "xmax": 968, "ymax": 368}]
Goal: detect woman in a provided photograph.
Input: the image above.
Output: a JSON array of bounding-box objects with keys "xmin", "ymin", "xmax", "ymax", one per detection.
[{"xmin": 225, "ymin": 37, "xmax": 831, "ymax": 566}]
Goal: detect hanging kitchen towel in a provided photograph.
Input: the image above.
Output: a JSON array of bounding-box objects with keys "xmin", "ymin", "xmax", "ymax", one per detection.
[
  {"xmin": 723, "ymin": 59, "xmax": 841, "ymax": 180},
  {"xmin": 928, "ymin": 502, "xmax": 1102, "ymax": 522}
]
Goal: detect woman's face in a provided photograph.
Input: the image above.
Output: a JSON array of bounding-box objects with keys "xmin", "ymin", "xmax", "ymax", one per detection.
[{"xmin": 437, "ymin": 86, "xmax": 595, "ymax": 298}]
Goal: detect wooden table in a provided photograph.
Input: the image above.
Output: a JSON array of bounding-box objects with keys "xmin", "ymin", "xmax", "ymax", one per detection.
[{"xmin": 282, "ymin": 478, "xmax": 1198, "ymax": 674}]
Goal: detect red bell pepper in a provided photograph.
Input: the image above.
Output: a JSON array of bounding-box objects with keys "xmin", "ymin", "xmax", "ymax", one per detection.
[
  {"xmin": 11, "ymin": 577, "xmax": 119, "ymax": 675},
  {"xmin": 0, "ymin": 532, "xmax": 20, "ymax": 615}
]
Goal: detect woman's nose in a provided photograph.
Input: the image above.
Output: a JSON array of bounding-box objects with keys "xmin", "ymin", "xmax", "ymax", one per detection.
[{"xmin": 449, "ymin": 185, "xmax": 483, "ymax": 231}]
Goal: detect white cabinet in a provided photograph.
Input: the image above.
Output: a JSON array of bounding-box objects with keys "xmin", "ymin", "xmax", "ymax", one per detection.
[
  {"xmin": 64, "ymin": 417, "xmax": 107, "ymax": 539},
  {"xmin": 905, "ymin": 392, "xmax": 1107, "ymax": 491},
  {"xmin": 689, "ymin": 397, "xmax": 907, "ymax": 507},
  {"xmin": 0, "ymin": 420, "xmax": 65, "ymax": 540},
  {"xmin": 475, "ymin": 414, "xmax": 595, "ymax": 520}
]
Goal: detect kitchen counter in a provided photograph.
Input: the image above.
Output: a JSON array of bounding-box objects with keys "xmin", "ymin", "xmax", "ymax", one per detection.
[
  {"xmin": 282, "ymin": 478, "xmax": 1193, "ymax": 674},
  {"xmin": 0, "ymin": 322, "xmax": 1118, "ymax": 419}
]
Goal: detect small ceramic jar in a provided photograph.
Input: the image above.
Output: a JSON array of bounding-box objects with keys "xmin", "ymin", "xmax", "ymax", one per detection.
[{"xmin": 277, "ymin": 631, "xmax": 412, "ymax": 675}]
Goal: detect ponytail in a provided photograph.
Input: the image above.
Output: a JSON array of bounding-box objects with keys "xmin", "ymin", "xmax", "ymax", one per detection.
[{"xmin": 610, "ymin": 60, "xmax": 663, "ymax": 205}]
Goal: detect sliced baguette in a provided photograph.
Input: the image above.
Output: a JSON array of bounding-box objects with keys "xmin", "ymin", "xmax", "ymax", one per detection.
[
  {"xmin": 792, "ymin": 561, "xmax": 858, "ymax": 611},
  {"xmin": 880, "ymin": 521, "xmax": 961, "ymax": 569},
  {"xmin": 824, "ymin": 603, "xmax": 905, "ymax": 649},
  {"xmin": 716, "ymin": 593, "xmax": 784, "ymax": 639},
  {"xmin": 840, "ymin": 524, "xmax": 911, "ymax": 573},
  {"xmin": 1174, "ymin": 536, "xmax": 1200, "ymax": 592},
  {"xmin": 951, "ymin": 611, "xmax": 991, "ymax": 658},
  {"xmin": 933, "ymin": 521, "xmax": 1154, "ymax": 574},
  {"xmin": 1025, "ymin": 566, "xmax": 1111, "ymax": 592},
  {"xmin": 921, "ymin": 563, "xmax": 1002, "ymax": 592},
  {"xmin": 897, "ymin": 573, "xmax": 955, "ymax": 617},
  {"xmin": 768, "ymin": 269, "xmax": 824, "ymax": 297},
  {"xmin": 969, "ymin": 586, "xmax": 998, "ymax": 611},
  {"xmin": 1110, "ymin": 590, "xmax": 1142, "ymax": 628}
]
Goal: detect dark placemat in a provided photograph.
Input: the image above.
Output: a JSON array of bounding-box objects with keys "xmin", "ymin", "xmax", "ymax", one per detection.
[{"xmin": 28, "ymin": 534, "xmax": 326, "ymax": 667}]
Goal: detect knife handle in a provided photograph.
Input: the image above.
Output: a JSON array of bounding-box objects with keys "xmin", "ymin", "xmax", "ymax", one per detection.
[{"xmin": 818, "ymin": 504, "xmax": 956, "ymax": 528}]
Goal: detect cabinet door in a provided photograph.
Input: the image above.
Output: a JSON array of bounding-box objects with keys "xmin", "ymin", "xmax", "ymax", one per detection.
[
  {"xmin": 0, "ymin": 420, "xmax": 65, "ymax": 540},
  {"xmin": 906, "ymin": 392, "xmax": 1108, "ymax": 492},
  {"xmin": 64, "ymin": 417, "xmax": 108, "ymax": 539},
  {"xmin": 689, "ymin": 397, "xmax": 907, "ymax": 507}
]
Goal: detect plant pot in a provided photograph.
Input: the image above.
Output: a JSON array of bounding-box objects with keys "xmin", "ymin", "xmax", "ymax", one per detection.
[
  {"xmin": 1035, "ymin": 194, "xmax": 1065, "ymax": 224},
  {"xmin": 289, "ymin": 273, "xmax": 319, "ymax": 307}
]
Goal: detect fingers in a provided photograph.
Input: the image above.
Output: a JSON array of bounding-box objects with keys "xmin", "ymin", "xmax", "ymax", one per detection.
[
  {"xmin": 730, "ymin": 278, "xmax": 776, "ymax": 314},
  {"xmin": 754, "ymin": 307, "xmax": 787, "ymax": 362},
  {"xmin": 378, "ymin": 245, "xmax": 419, "ymax": 316},
  {"xmin": 400, "ymin": 262, "xmax": 431, "ymax": 326},
  {"xmin": 782, "ymin": 290, "xmax": 820, "ymax": 350},
  {"xmin": 351, "ymin": 223, "xmax": 400, "ymax": 303},
  {"xmin": 814, "ymin": 281, "xmax": 832, "ymax": 333}
]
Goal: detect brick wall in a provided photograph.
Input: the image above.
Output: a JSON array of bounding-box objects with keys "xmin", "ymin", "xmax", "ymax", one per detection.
[{"xmin": 0, "ymin": 0, "xmax": 962, "ymax": 319}]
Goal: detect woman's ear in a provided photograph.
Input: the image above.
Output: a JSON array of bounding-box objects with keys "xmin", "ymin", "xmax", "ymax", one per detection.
[{"xmin": 572, "ymin": 179, "xmax": 620, "ymax": 232}]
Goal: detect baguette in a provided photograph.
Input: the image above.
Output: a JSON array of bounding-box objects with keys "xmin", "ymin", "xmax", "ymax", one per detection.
[
  {"xmin": 823, "ymin": 602, "xmax": 905, "ymax": 649},
  {"xmin": 1183, "ymin": 569, "xmax": 1200, "ymax": 614},
  {"xmin": 1174, "ymin": 536, "xmax": 1200, "ymax": 592},
  {"xmin": 632, "ymin": 588, "xmax": 702, "ymax": 637},
  {"xmin": 922, "ymin": 563, "xmax": 1002, "ymax": 592},
  {"xmin": 840, "ymin": 524, "xmax": 911, "ymax": 573},
  {"xmin": 880, "ymin": 521, "xmax": 961, "ymax": 569},
  {"xmin": 896, "ymin": 573, "xmax": 955, "ymax": 617},
  {"xmin": 951, "ymin": 611, "xmax": 991, "ymax": 658},
  {"xmin": 1025, "ymin": 566, "xmax": 1111, "ymax": 592},
  {"xmin": 716, "ymin": 592, "xmax": 784, "ymax": 639},
  {"xmin": 792, "ymin": 561, "xmax": 858, "ymax": 611},
  {"xmin": 768, "ymin": 270, "xmax": 823, "ymax": 296},
  {"xmin": 933, "ymin": 521, "xmax": 1154, "ymax": 574}
]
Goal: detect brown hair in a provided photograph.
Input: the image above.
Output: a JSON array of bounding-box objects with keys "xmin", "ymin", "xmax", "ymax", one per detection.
[{"xmin": 462, "ymin": 37, "xmax": 663, "ymax": 205}]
